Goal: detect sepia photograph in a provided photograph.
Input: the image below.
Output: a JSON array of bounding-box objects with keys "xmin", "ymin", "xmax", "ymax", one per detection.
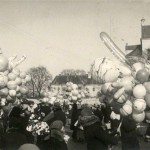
[{"xmin": 0, "ymin": 0, "xmax": 150, "ymax": 150}]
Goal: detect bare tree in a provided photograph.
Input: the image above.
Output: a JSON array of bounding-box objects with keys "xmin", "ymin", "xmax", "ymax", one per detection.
[{"xmin": 27, "ymin": 66, "xmax": 52, "ymax": 98}]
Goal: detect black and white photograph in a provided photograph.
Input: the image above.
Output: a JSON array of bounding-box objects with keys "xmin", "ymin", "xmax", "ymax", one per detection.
[{"xmin": 0, "ymin": 0, "xmax": 150, "ymax": 150}]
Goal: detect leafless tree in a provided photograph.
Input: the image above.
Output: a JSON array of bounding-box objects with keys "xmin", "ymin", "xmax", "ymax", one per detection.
[{"xmin": 27, "ymin": 66, "xmax": 52, "ymax": 98}]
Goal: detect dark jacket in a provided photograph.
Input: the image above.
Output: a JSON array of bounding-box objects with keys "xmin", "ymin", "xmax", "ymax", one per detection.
[
  {"xmin": 79, "ymin": 115, "xmax": 118, "ymax": 150},
  {"xmin": 70, "ymin": 103, "xmax": 82, "ymax": 130},
  {"xmin": 45, "ymin": 108, "xmax": 66, "ymax": 126},
  {"xmin": 48, "ymin": 137, "xmax": 68, "ymax": 150},
  {"xmin": 121, "ymin": 116, "xmax": 140, "ymax": 150},
  {"xmin": 0, "ymin": 128, "xmax": 34, "ymax": 150}
]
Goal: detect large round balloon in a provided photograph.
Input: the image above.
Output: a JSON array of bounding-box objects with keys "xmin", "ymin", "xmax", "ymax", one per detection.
[
  {"xmin": 133, "ymin": 84, "xmax": 146, "ymax": 98},
  {"xmin": 133, "ymin": 99, "xmax": 146, "ymax": 113},
  {"xmin": 0, "ymin": 88, "xmax": 9, "ymax": 97},
  {"xmin": 132, "ymin": 111, "xmax": 145, "ymax": 123},
  {"xmin": 7, "ymin": 81, "xmax": 17, "ymax": 90},
  {"xmin": 8, "ymin": 72, "xmax": 17, "ymax": 81},
  {"xmin": 119, "ymin": 76, "xmax": 135, "ymax": 93},
  {"xmin": 19, "ymin": 86, "xmax": 28, "ymax": 95},
  {"xmin": 136, "ymin": 69, "xmax": 149, "ymax": 83},
  {"xmin": 120, "ymin": 102, "xmax": 132, "ymax": 116}
]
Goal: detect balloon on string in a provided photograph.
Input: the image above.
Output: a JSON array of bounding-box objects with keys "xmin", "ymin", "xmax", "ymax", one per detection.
[
  {"xmin": 7, "ymin": 81, "xmax": 17, "ymax": 90},
  {"xmin": 19, "ymin": 86, "xmax": 28, "ymax": 95},
  {"xmin": 132, "ymin": 111, "xmax": 145, "ymax": 123},
  {"xmin": 8, "ymin": 72, "xmax": 17, "ymax": 81},
  {"xmin": 12, "ymin": 68, "xmax": 20, "ymax": 76},
  {"xmin": 15, "ymin": 77, "xmax": 22, "ymax": 85},
  {"xmin": 133, "ymin": 84, "xmax": 146, "ymax": 99},
  {"xmin": 136, "ymin": 69, "xmax": 149, "ymax": 83},
  {"xmin": 133, "ymin": 99, "xmax": 146, "ymax": 113},
  {"xmin": 20, "ymin": 72, "xmax": 26, "ymax": 79},
  {"xmin": 9, "ymin": 90, "xmax": 16, "ymax": 97},
  {"xmin": 0, "ymin": 88, "xmax": 9, "ymax": 97}
]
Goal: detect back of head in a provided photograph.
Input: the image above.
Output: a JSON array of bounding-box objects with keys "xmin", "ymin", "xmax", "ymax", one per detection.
[
  {"xmin": 81, "ymin": 107, "xmax": 93, "ymax": 117},
  {"xmin": 18, "ymin": 144, "xmax": 40, "ymax": 150},
  {"xmin": 53, "ymin": 102, "xmax": 61, "ymax": 111},
  {"xmin": 50, "ymin": 120, "xmax": 63, "ymax": 130}
]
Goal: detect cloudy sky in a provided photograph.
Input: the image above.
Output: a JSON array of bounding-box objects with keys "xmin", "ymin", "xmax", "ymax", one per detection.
[{"xmin": 0, "ymin": 0, "xmax": 149, "ymax": 76}]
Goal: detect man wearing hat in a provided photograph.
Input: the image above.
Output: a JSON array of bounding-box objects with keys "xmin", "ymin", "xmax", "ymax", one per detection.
[
  {"xmin": 79, "ymin": 107, "xmax": 119, "ymax": 150},
  {"xmin": 43, "ymin": 101, "xmax": 66, "ymax": 126}
]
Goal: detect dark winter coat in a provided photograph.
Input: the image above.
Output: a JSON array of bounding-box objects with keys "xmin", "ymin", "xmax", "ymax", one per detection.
[
  {"xmin": 79, "ymin": 115, "xmax": 118, "ymax": 150},
  {"xmin": 70, "ymin": 103, "xmax": 82, "ymax": 130},
  {"xmin": 48, "ymin": 137, "xmax": 68, "ymax": 150},
  {"xmin": 44, "ymin": 108, "xmax": 66, "ymax": 126},
  {"xmin": 0, "ymin": 128, "xmax": 34, "ymax": 150},
  {"xmin": 121, "ymin": 116, "xmax": 140, "ymax": 150}
]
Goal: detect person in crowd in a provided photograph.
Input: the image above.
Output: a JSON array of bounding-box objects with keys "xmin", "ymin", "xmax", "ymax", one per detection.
[
  {"xmin": 120, "ymin": 115, "xmax": 140, "ymax": 150},
  {"xmin": 79, "ymin": 107, "xmax": 119, "ymax": 150},
  {"xmin": 38, "ymin": 102, "xmax": 52, "ymax": 117},
  {"xmin": 8, "ymin": 103, "xmax": 30, "ymax": 131},
  {"xmin": 92, "ymin": 104, "xmax": 103, "ymax": 123},
  {"xmin": 70, "ymin": 100, "xmax": 82, "ymax": 142},
  {"xmin": 48, "ymin": 120, "xmax": 68, "ymax": 150},
  {"xmin": 0, "ymin": 107, "xmax": 34, "ymax": 150},
  {"xmin": 109, "ymin": 107, "xmax": 122, "ymax": 136},
  {"xmin": 43, "ymin": 101, "xmax": 66, "ymax": 126},
  {"xmin": 18, "ymin": 144, "xmax": 40, "ymax": 150}
]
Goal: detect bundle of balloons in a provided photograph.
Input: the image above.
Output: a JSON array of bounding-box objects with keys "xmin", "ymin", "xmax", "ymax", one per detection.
[
  {"xmin": 0, "ymin": 51, "xmax": 31, "ymax": 106},
  {"xmin": 92, "ymin": 57, "xmax": 150, "ymax": 123},
  {"xmin": 64, "ymin": 82, "xmax": 88, "ymax": 103}
]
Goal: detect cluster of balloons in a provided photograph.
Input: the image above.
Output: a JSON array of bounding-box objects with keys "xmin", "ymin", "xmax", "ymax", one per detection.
[
  {"xmin": 98, "ymin": 59, "xmax": 150, "ymax": 123},
  {"xmin": 64, "ymin": 82, "xmax": 83, "ymax": 103},
  {"xmin": 0, "ymin": 51, "xmax": 31, "ymax": 106}
]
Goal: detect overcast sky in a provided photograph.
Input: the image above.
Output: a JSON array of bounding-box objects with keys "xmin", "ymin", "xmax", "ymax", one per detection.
[{"xmin": 0, "ymin": 0, "xmax": 149, "ymax": 76}]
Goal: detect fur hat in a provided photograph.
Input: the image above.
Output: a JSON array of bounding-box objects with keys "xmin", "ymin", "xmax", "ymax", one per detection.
[
  {"xmin": 81, "ymin": 107, "xmax": 93, "ymax": 116},
  {"xmin": 53, "ymin": 102, "xmax": 61, "ymax": 109}
]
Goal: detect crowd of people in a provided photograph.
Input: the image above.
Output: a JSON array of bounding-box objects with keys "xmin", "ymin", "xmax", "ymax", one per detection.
[{"xmin": 0, "ymin": 94, "xmax": 144, "ymax": 150}]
